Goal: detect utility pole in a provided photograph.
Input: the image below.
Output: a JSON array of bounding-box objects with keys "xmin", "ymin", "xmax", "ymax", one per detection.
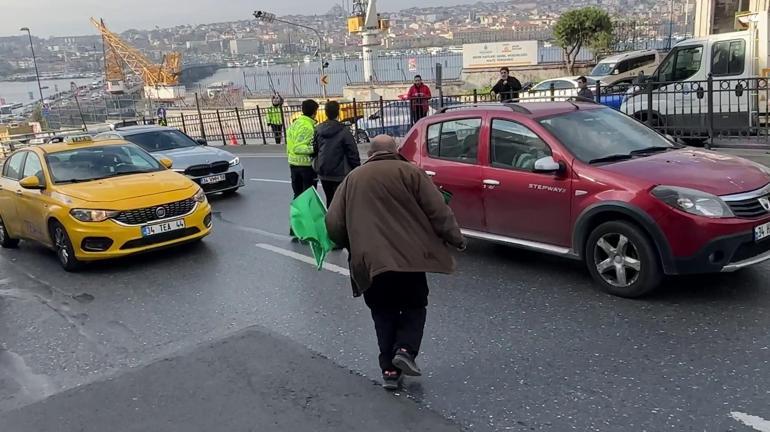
[{"xmin": 20, "ymin": 27, "xmax": 45, "ymax": 106}]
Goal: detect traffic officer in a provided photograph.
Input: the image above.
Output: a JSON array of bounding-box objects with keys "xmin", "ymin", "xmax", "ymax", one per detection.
[
  {"xmin": 286, "ymin": 99, "xmax": 319, "ymax": 237},
  {"xmin": 267, "ymin": 94, "xmax": 285, "ymax": 144}
]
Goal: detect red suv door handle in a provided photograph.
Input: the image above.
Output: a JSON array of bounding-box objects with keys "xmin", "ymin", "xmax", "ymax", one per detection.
[
  {"xmin": 425, "ymin": 170, "xmax": 436, "ymax": 177},
  {"xmin": 483, "ymin": 179, "xmax": 500, "ymax": 186}
]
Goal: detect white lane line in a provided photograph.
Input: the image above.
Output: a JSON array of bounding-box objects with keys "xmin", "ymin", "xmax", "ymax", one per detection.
[
  {"xmin": 731, "ymin": 412, "xmax": 770, "ymax": 431},
  {"xmin": 238, "ymin": 154, "xmax": 286, "ymax": 158},
  {"xmin": 250, "ymin": 178, "xmax": 291, "ymax": 184},
  {"xmin": 256, "ymin": 243, "xmax": 350, "ymax": 276}
]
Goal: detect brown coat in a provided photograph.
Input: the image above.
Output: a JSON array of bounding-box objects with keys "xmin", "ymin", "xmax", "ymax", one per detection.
[{"xmin": 325, "ymin": 151, "xmax": 464, "ymax": 296}]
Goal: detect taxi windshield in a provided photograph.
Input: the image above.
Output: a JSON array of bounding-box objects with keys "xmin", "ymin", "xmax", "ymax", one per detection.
[
  {"xmin": 123, "ymin": 130, "xmax": 198, "ymax": 152},
  {"xmin": 46, "ymin": 144, "xmax": 163, "ymax": 184}
]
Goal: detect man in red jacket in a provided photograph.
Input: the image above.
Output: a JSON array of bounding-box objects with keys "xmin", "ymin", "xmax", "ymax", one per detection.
[{"xmin": 407, "ymin": 75, "xmax": 432, "ymax": 125}]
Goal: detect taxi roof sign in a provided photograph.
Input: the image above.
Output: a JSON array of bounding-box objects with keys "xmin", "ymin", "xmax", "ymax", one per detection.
[{"xmin": 64, "ymin": 135, "xmax": 94, "ymax": 144}]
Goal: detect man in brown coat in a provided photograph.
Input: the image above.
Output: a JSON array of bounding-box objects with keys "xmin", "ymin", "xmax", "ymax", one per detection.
[{"xmin": 325, "ymin": 134, "xmax": 466, "ymax": 390}]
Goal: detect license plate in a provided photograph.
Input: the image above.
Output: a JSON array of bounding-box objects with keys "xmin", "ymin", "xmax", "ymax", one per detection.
[
  {"xmin": 755, "ymin": 221, "xmax": 770, "ymax": 242},
  {"xmin": 141, "ymin": 219, "xmax": 185, "ymax": 237},
  {"xmin": 200, "ymin": 174, "xmax": 226, "ymax": 185}
]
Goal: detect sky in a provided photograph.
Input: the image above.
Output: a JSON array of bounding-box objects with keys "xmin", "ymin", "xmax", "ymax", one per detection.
[{"xmin": 0, "ymin": 0, "xmax": 487, "ymax": 37}]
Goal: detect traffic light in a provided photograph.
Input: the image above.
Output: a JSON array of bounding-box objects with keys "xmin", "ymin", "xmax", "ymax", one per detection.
[{"xmin": 253, "ymin": 10, "xmax": 276, "ymax": 23}]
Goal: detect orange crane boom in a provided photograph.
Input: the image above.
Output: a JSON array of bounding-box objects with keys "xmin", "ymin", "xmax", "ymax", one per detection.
[{"xmin": 90, "ymin": 17, "xmax": 181, "ymax": 87}]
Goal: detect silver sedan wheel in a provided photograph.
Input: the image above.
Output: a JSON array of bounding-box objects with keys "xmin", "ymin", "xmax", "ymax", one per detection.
[{"xmin": 593, "ymin": 233, "xmax": 642, "ymax": 288}]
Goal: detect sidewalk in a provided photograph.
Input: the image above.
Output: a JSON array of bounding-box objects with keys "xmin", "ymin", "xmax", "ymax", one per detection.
[{"xmin": 0, "ymin": 326, "xmax": 461, "ymax": 432}]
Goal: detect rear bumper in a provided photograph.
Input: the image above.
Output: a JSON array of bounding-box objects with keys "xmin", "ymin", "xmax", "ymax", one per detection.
[{"xmin": 671, "ymin": 231, "xmax": 770, "ymax": 274}]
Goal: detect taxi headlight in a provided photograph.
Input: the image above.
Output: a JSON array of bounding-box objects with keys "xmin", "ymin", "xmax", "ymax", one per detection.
[
  {"xmin": 70, "ymin": 209, "xmax": 120, "ymax": 222},
  {"xmin": 229, "ymin": 157, "xmax": 240, "ymax": 167},
  {"xmin": 194, "ymin": 188, "xmax": 207, "ymax": 203}
]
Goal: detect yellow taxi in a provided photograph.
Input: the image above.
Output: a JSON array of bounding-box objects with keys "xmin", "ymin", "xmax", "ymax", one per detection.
[{"xmin": 0, "ymin": 135, "xmax": 212, "ymax": 271}]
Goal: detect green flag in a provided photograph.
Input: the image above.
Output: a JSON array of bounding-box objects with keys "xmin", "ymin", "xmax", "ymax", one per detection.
[{"xmin": 289, "ymin": 187, "xmax": 336, "ymax": 270}]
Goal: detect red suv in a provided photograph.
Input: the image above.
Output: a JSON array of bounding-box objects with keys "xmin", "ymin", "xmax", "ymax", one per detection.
[{"xmin": 400, "ymin": 101, "xmax": 770, "ymax": 297}]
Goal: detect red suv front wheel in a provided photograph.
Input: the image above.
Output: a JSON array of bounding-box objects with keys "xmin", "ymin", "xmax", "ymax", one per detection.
[{"xmin": 585, "ymin": 221, "xmax": 662, "ymax": 298}]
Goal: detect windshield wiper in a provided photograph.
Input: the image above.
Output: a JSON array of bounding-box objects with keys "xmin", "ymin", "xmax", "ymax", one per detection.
[
  {"xmin": 57, "ymin": 178, "xmax": 94, "ymax": 184},
  {"xmin": 99, "ymin": 170, "xmax": 155, "ymax": 179},
  {"xmin": 588, "ymin": 154, "xmax": 634, "ymax": 164},
  {"xmin": 629, "ymin": 146, "xmax": 671, "ymax": 155}
]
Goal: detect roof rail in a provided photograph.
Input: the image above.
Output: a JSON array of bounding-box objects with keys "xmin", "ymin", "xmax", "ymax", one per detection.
[
  {"xmin": 439, "ymin": 102, "xmax": 532, "ymax": 115},
  {"xmin": 567, "ymin": 96, "xmax": 600, "ymax": 105}
]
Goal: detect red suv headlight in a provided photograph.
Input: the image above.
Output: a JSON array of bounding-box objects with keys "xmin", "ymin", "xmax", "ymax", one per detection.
[{"xmin": 651, "ymin": 186, "xmax": 735, "ymax": 218}]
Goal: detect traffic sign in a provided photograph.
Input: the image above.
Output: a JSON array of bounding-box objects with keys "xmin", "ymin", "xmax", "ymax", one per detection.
[
  {"xmin": 320, "ymin": 75, "xmax": 329, "ymax": 86},
  {"xmin": 408, "ymin": 58, "xmax": 417, "ymax": 72}
]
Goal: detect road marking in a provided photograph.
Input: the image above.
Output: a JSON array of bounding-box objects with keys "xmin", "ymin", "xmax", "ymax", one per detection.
[
  {"xmin": 238, "ymin": 154, "xmax": 286, "ymax": 158},
  {"xmin": 731, "ymin": 412, "xmax": 770, "ymax": 431},
  {"xmin": 256, "ymin": 243, "xmax": 350, "ymax": 276},
  {"xmin": 250, "ymin": 178, "xmax": 291, "ymax": 184}
]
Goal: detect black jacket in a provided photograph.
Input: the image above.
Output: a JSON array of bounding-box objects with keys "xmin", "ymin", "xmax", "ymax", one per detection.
[
  {"xmin": 492, "ymin": 77, "xmax": 522, "ymax": 101},
  {"xmin": 577, "ymin": 87, "xmax": 595, "ymax": 100},
  {"xmin": 313, "ymin": 120, "xmax": 361, "ymax": 182}
]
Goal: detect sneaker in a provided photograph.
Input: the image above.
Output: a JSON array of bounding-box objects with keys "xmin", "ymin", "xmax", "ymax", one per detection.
[
  {"xmin": 382, "ymin": 370, "xmax": 402, "ymax": 390},
  {"xmin": 392, "ymin": 348, "xmax": 421, "ymax": 377}
]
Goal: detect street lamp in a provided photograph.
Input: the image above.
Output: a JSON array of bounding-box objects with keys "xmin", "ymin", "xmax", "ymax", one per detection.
[
  {"xmin": 20, "ymin": 27, "xmax": 45, "ymax": 107},
  {"xmin": 253, "ymin": 10, "xmax": 328, "ymax": 98}
]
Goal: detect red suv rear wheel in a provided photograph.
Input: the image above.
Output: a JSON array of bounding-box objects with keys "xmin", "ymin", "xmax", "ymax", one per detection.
[{"xmin": 585, "ymin": 221, "xmax": 662, "ymax": 298}]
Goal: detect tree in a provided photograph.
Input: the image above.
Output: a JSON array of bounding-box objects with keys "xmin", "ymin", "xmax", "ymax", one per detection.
[{"xmin": 553, "ymin": 7, "xmax": 613, "ymax": 74}]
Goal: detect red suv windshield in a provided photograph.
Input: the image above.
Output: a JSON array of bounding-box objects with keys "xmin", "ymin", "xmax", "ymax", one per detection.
[{"xmin": 539, "ymin": 108, "xmax": 674, "ymax": 163}]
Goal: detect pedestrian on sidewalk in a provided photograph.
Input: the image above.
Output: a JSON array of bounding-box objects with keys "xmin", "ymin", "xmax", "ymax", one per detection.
[
  {"xmin": 267, "ymin": 94, "xmax": 285, "ymax": 144},
  {"xmin": 492, "ymin": 67, "xmax": 522, "ymax": 101},
  {"xmin": 325, "ymin": 134, "xmax": 466, "ymax": 390},
  {"xmin": 312, "ymin": 100, "xmax": 361, "ymax": 207},
  {"xmin": 407, "ymin": 75, "xmax": 432, "ymax": 125},
  {"xmin": 287, "ymin": 99, "xmax": 319, "ymax": 238}
]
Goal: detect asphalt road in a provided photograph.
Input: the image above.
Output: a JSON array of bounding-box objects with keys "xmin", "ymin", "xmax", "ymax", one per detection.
[{"xmin": 1, "ymin": 153, "xmax": 770, "ymax": 431}]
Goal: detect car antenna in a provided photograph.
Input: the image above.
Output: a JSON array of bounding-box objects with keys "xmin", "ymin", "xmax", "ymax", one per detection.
[{"xmin": 567, "ymin": 100, "xmax": 580, "ymax": 110}]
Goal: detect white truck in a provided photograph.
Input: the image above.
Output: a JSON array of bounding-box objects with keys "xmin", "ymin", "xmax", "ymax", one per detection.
[{"xmin": 621, "ymin": 7, "xmax": 768, "ymax": 145}]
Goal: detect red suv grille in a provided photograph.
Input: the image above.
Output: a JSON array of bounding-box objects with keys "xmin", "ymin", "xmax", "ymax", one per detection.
[{"xmin": 726, "ymin": 196, "xmax": 770, "ymax": 218}]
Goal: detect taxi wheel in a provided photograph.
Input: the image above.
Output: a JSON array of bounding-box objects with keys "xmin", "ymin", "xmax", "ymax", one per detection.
[
  {"xmin": 49, "ymin": 221, "xmax": 82, "ymax": 272},
  {"xmin": 0, "ymin": 216, "xmax": 20, "ymax": 248}
]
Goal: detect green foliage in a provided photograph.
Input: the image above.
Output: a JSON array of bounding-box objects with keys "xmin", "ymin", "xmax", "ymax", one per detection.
[{"xmin": 554, "ymin": 7, "xmax": 613, "ymax": 73}]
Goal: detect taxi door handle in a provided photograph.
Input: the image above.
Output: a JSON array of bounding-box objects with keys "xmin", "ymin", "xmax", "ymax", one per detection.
[
  {"xmin": 425, "ymin": 170, "xmax": 436, "ymax": 177},
  {"xmin": 15, "ymin": 190, "xmax": 22, "ymax": 196},
  {"xmin": 483, "ymin": 179, "xmax": 500, "ymax": 186}
]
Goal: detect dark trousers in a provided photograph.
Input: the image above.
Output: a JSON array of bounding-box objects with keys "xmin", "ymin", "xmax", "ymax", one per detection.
[
  {"xmin": 363, "ymin": 272, "xmax": 429, "ymax": 372},
  {"xmin": 270, "ymin": 124, "xmax": 283, "ymax": 144},
  {"xmin": 290, "ymin": 165, "xmax": 317, "ymax": 199},
  {"xmin": 410, "ymin": 106, "xmax": 427, "ymax": 125},
  {"xmin": 321, "ymin": 180, "xmax": 341, "ymax": 207}
]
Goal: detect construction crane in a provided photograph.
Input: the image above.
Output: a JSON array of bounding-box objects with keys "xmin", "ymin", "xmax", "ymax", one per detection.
[
  {"xmin": 100, "ymin": 19, "xmax": 126, "ymax": 94},
  {"xmin": 347, "ymin": 0, "xmax": 389, "ymax": 83},
  {"xmin": 90, "ymin": 17, "xmax": 185, "ymax": 101}
]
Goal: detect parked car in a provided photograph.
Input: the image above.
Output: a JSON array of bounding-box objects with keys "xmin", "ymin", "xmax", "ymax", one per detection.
[
  {"xmin": 95, "ymin": 126, "xmax": 245, "ymax": 195},
  {"xmin": 0, "ymin": 135, "xmax": 212, "ymax": 271},
  {"xmin": 356, "ymin": 100, "xmax": 436, "ymax": 138},
  {"xmin": 400, "ymin": 101, "xmax": 770, "ymax": 297},
  {"xmin": 522, "ymin": 77, "xmax": 627, "ymax": 110},
  {"xmin": 588, "ymin": 49, "xmax": 662, "ymax": 86}
]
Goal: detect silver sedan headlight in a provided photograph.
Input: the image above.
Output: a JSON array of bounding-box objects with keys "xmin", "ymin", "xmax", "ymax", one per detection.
[
  {"xmin": 651, "ymin": 186, "xmax": 734, "ymax": 218},
  {"xmin": 229, "ymin": 157, "xmax": 240, "ymax": 167}
]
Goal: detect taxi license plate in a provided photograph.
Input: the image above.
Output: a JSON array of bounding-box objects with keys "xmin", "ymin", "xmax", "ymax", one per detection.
[
  {"xmin": 201, "ymin": 174, "xmax": 226, "ymax": 185},
  {"xmin": 755, "ymin": 221, "xmax": 770, "ymax": 242},
  {"xmin": 141, "ymin": 219, "xmax": 185, "ymax": 237}
]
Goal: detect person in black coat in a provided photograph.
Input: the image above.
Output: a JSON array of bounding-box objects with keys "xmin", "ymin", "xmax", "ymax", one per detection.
[
  {"xmin": 313, "ymin": 101, "xmax": 361, "ymax": 207},
  {"xmin": 492, "ymin": 67, "xmax": 522, "ymax": 101}
]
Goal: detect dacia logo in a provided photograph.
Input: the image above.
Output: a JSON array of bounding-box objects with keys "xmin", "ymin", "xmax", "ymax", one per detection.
[{"xmin": 760, "ymin": 197, "xmax": 770, "ymax": 211}]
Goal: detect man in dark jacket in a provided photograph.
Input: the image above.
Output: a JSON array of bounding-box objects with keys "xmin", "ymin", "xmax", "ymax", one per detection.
[
  {"xmin": 325, "ymin": 134, "xmax": 466, "ymax": 390},
  {"xmin": 576, "ymin": 76, "xmax": 595, "ymax": 100},
  {"xmin": 492, "ymin": 66, "xmax": 522, "ymax": 101},
  {"xmin": 313, "ymin": 101, "xmax": 361, "ymax": 207}
]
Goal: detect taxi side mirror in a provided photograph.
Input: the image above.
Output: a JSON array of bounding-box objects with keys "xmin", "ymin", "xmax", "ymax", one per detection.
[
  {"xmin": 19, "ymin": 176, "xmax": 44, "ymax": 190},
  {"xmin": 159, "ymin": 158, "xmax": 173, "ymax": 169}
]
